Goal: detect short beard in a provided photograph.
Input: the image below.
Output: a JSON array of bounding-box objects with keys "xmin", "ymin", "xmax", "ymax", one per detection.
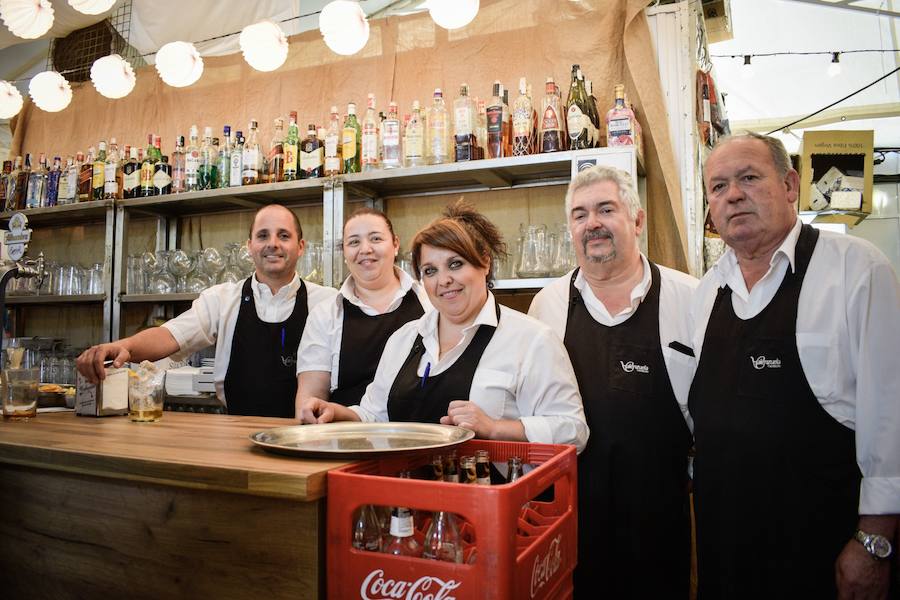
[{"xmin": 582, "ymin": 229, "xmax": 616, "ymax": 264}]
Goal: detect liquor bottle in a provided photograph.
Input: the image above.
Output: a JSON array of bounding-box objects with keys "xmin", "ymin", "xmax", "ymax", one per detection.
[
  {"xmin": 341, "ymin": 103, "xmax": 361, "ymax": 174},
  {"xmin": 104, "ymin": 138, "xmax": 120, "ymax": 199},
  {"xmin": 586, "ymin": 79, "xmax": 604, "ymax": 147},
  {"xmin": 486, "ymin": 81, "xmax": 504, "ymax": 159},
  {"xmin": 540, "ymin": 77, "xmax": 565, "ymax": 153},
  {"xmin": 154, "ymin": 155, "xmax": 173, "ymax": 195},
  {"xmin": 382, "ymin": 101, "xmax": 402, "ymax": 169},
  {"xmin": 513, "ymin": 77, "xmax": 534, "ymax": 156},
  {"xmin": 606, "ymin": 84, "xmax": 636, "ymax": 148},
  {"xmin": 78, "ymin": 149, "xmax": 93, "ymax": 202},
  {"xmin": 361, "ymin": 93, "xmax": 380, "ymax": 171},
  {"xmin": 46, "ymin": 156, "xmax": 61, "ymax": 207},
  {"xmin": 268, "ymin": 118, "xmax": 285, "ymax": 183},
  {"xmin": 171, "ymin": 136, "xmax": 186, "ymax": 194},
  {"xmin": 15, "ymin": 154, "xmax": 31, "ymax": 209},
  {"xmin": 7, "ymin": 156, "xmax": 23, "ymax": 211},
  {"xmin": 404, "ymin": 100, "xmax": 425, "ymax": 167},
  {"xmin": 185, "ymin": 126, "xmax": 201, "ymax": 191},
  {"xmin": 92, "ymin": 143, "xmax": 107, "ymax": 201},
  {"xmin": 122, "ymin": 147, "xmax": 140, "ymax": 199},
  {"xmin": 475, "ymin": 449, "xmax": 491, "ymax": 486},
  {"xmin": 300, "ymin": 123, "xmax": 324, "ymax": 179},
  {"xmin": 61, "ymin": 154, "xmax": 79, "ymax": 204},
  {"xmin": 0, "ymin": 160, "xmax": 9, "ymax": 210},
  {"xmin": 453, "ymin": 84, "xmax": 475, "ymax": 162},
  {"xmin": 502, "ymin": 86, "xmax": 512, "ymax": 157},
  {"xmin": 242, "ymin": 120, "xmax": 263, "ymax": 185},
  {"xmin": 352, "ymin": 504, "xmax": 383, "ymax": 553},
  {"xmin": 199, "ymin": 126, "xmax": 218, "ymax": 189},
  {"xmin": 324, "ymin": 106, "xmax": 342, "ymax": 176},
  {"xmin": 230, "ymin": 131, "xmax": 243, "ymax": 187},
  {"xmin": 566, "ymin": 65, "xmax": 597, "ymax": 150},
  {"xmin": 283, "ymin": 112, "xmax": 300, "ymax": 181},
  {"xmin": 26, "ymin": 153, "xmax": 48, "ymax": 208},
  {"xmin": 422, "ymin": 511, "xmax": 462, "ymax": 563},
  {"xmin": 426, "ymin": 88, "xmax": 450, "ymax": 165},
  {"xmin": 218, "ymin": 126, "xmax": 232, "ymax": 188},
  {"xmin": 382, "ymin": 506, "xmax": 422, "ymax": 557},
  {"xmin": 474, "ymin": 99, "xmax": 487, "ymax": 160},
  {"xmin": 140, "ymin": 135, "xmax": 157, "ymax": 197}
]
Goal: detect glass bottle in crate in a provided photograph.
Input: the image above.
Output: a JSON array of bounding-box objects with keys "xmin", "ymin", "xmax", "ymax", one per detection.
[
  {"xmin": 444, "ymin": 450, "xmax": 459, "ymax": 483},
  {"xmin": 352, "ymin": 504, "xmax": 383, "ymax": 553},
  {"xmin": 431, "ymin": 454, "xmax": 445, "ymax": 481},
  {"xmin": 507, "ymin": 456, "xmax": 524, "ymax": 482},
  {"xmin": 423, "ymin": 511, "xmax": 463, "ymax": 563},
  {"xmin": 460, "ymin": 455, "xmax": 477, "ymax": 485},
  {"xmin": 475, "ymin": 449, "xmax": 491, "ymax": 485},
  {"xmin": 382, "ymin": 506, "xmax": 421, "ymax": 557}
]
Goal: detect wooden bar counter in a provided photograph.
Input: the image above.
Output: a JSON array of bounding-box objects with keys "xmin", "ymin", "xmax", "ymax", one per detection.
[{"xmin": 0, "ymin": 411, "xmax": 351, "ymax": 599}]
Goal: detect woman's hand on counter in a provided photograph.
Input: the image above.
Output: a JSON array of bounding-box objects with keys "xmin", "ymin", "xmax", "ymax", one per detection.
[
  {"xmin": 298, "ymin": 397, "xmax": 361, "ymax": 424},
  {"xmin": 440, "ymin": 401, "xmax": 526, "ymax": 442}
]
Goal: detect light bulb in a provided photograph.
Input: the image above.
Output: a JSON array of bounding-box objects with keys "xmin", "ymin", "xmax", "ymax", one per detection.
[
  {"xmin": 29, "ymin": 71, "xmax": 72, "ymax": 112},
  {"xmin": 155, "ymin": 41, "xmax": 203, "ymax": 87},
  {"xmin": 319, "ymin": 1, "xmax": 370, "ymax": 56},
  {"xmin": 90, "ymin": 54, "xmax": 136, "ymax": 99},
  {"xmin": 0, "ymin": 0, "xmax": 54, "ymax": 39},
  {"xmin": 428, "ymin": 0, "xmax": 479, "ymax": 30},
  {"xmin": 0, "ymin": 80, "xmax": 24, "ymax": 118},
  {"xmin": 240, "ymin": 20, "xmax": 289, "ymax": 72}
]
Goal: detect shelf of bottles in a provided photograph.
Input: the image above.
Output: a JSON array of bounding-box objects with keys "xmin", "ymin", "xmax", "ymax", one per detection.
[{"xmin": 0, "ymin": 199, "xmax": 113, "ymax": 227}]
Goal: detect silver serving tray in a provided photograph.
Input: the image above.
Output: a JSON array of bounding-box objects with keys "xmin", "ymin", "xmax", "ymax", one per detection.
[{"xmin": 249, "ymin": 422, "xmax": 475, "ymax": 458}]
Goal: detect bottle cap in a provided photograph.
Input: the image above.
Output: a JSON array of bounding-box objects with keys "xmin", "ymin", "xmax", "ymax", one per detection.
[{"xmin": 223, "ymin": 125, "xmax": 231, "ymax": 135}]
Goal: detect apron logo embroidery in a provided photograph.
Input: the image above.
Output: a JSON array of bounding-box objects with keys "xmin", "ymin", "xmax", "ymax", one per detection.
[
  {"xmin": 620, "ymin": 360, "xmax": 649, "ymax": 374},
  {"xmin": 750, "ymin": 356, "xmax": 782, "ymax": 370},
  {"xmin": 280, "ymin": 355, "xmax": 296, "ymax": 367}
]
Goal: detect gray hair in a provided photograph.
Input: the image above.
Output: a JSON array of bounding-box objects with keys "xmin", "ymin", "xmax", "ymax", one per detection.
[
  {"xmin": 564, "ymin": 165, "xmax": 641, "ymax": 220},
  {"xmin": 712, "ymin": 131, "xmax": 791, "ymax": 176}
]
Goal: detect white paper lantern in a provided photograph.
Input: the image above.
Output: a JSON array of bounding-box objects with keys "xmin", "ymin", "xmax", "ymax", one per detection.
[
  {"xmin": 428, "ymin": 0, "xmax": 479, "ymax": 30},
  {"xmin": 155, "ymin": 41, "xmax": 203, "ymax": 87},
  {"xmin": 0, "ymin": 80, "xmax": 23, "ymax": 118},
  {"xmin": 28, "ymin": 71, "xmax": 72, "ymax": 112},
  {"xmin": 239, "ymin": 20, "xmax": 288, "ymax": 72},
  {"xmin": 0, "ymin": 0, "xmax": 54, "ymax": 39},
  {"xmin": 319, "ymin": 1, "xmax": 369, "ymax": 56},
  {"xmin": 67, "ymin": 0, "xmax": 116, "ymax": 15},
  {"xmin": 90, "ymin": 54, "xmax": 135, "ymax": 99}
]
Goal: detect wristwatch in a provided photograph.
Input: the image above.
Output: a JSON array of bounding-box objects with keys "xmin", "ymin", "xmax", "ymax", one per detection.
[{"xmin": 854, "ymin": 529, "xmax": 893, "ymax": 560}]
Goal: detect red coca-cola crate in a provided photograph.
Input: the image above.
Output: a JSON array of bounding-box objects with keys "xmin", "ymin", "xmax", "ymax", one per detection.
[{"xmin": 327, "ymin": 439, "xmax": 577, "ymax": 600}]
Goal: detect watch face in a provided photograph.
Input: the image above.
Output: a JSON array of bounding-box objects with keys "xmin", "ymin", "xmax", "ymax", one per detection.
[{"xmin": 871, "ymin": 536, "xmax": 892, "ymax": 559}]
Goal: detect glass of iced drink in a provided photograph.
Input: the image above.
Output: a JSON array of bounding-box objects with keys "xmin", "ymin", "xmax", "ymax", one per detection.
[
  {"xmin": 128, "ymin": 361, "xmax": 166, "ymax": 422},
  {"xmin": 2, "ymin": 367, "xmax": 39, "ymax": 420}
]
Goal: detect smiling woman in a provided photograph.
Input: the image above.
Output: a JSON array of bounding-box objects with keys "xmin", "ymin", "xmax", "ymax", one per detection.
[{"xmin": 298, "ymin": 201, "xmax": 589, "ymax": 453}]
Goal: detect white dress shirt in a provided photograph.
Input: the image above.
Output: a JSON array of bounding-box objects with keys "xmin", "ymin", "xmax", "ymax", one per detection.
[
  {"xmin": 163, "ymin": 274, "xmax": 338, "ymax": 403},
  {"xmin": 350, "ymin": 293, "xmax": 590, "ymax": 452},
  {"xmin": 690, "ymin": 218, "xmax": 900, "ymax": 515},
  {"xmin": 528, "ymin": 254, "xmax": 699, "ymax": 430},
  {"xmin": 297, "ymin": 268, "xmax": 432, "ymax": 390}
]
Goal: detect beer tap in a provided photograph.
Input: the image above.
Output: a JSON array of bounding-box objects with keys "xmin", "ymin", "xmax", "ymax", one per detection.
[{"xmin": 0, "ymin": 213, "xmax": 44, "ymax": 332}]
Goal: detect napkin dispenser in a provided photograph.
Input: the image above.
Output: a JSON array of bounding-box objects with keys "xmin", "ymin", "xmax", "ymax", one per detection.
[
  {"xmin": 75, "ymin": 367, "xmax": 129, "ymax": 417},
  {"xmin": 193, "ymin": 367, "xmax": 216, "ymax": 393}
]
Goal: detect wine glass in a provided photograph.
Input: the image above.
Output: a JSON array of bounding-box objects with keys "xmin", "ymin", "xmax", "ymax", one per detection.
[
  {"xmin": 198, "ymin": 247, "xmax": 226, "ymax": 281},
  {"xmin": 168, "ymin": 249, "xmax": 194, "ymax": 293},
  {"xmin": 218, "ymin": 243, "xmax": 245, "ymax": 284}
]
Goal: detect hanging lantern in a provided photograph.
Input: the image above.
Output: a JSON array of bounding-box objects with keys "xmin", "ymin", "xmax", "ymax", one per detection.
[
  {"xmin": 239, "ymin": 20, "xmax": 288, "ymax": 72},
  {"xmin": 319, "ymin": 0, "xmax": 369, "ymax": 57},
  {"xmin": 0, "ymin": 0, "xmax": 55, "ymax": 39},
  {"xmin": 28, "ymin": 71, "xmax": 72, "ymax": 112},
  {"xmin": 90, "ymin": 54, "xmax": 136, "ymax": 99},
  {"xmin": 155, "ymin": 41, "xmax": 203, "ymax": 87},
  {"xmin": 0, "ymin": 80, "xmax": 23, "ymax": 118},
  {"xmin": 428, "ymin": 0, "xmax": 479, "ymax": 30},
  {"xmin": 67, "ymin": 0, "xmax": 116, "ymax": 15}
]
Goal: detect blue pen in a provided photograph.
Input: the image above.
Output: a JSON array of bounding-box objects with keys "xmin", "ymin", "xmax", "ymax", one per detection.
[{"xmin": 420, "ymin": 362, "xmax": 431, "ymax": 389}]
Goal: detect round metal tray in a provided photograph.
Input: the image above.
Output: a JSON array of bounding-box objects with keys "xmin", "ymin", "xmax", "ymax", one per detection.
[{"xmin": 249, "ymin": 422, "xmax": 475, "ymax": 458}]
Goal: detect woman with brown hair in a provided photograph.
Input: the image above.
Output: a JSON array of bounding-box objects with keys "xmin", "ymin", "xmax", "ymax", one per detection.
[
  {"xmin": 299, "ymin": 201, "xmax": 588, "ymax": 451},
  {"xmin": 295, "ymin": 207, "xmax": 430, "ymax": 413}
]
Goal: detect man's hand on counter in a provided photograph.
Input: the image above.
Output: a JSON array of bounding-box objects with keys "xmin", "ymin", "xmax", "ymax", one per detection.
[
  {"xmin": 76, "ymin": 327, "xmax": 181, "ymax": 383},
  {"xmin": 77, "ymin": 342, "xmax": 133, "ymax": 383}
]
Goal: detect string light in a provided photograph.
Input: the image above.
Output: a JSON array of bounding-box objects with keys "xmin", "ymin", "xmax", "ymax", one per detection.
[
  {"xmin": 28, "ymin": 71, "xmax": 72, "ymax": 112},
  {"xmin": 240, "ymin": 20, "xmax": 289, "ymax": 72},
  {"xmin": 828, "ymin": 52, "xmax": 842, "ymax": 78},
  {"xmin": 90, "ymin": 54, "xmax": 136, "ymax": 99}
]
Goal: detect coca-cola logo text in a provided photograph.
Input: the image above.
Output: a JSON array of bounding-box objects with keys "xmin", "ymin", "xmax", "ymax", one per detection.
[
  {"xmin": 360, "ymin": 569, "xmax": 461, "ymax": 600},
  {"xmin": 530, "ymin": 535, "xmax": 563, "ymax": 597}
]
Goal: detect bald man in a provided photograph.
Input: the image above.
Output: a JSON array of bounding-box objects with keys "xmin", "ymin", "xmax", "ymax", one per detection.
[{"xmin": 77, "ymin": 204, "xmax": 337, "ymax": 417}]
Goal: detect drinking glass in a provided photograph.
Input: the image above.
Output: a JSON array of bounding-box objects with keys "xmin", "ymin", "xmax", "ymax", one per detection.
[
  {"xmin": 85, "ymin": 263, "xmax": 104, "ymax": 295},
  {"xmin": 126, "ymin": 254, "xmax": 145, "ymax": 295},
  {"xmin": 236, "ymin": 244, "xmax": 255, "ymax": 277},
  {"xmin": 168, "ymin": 249, "xmax": 194, "ymax": 293},
  {"xmin": 219, "ymin": 243, "xmax": 245, "ymax": 284},
  {"xmin": 198, "ymin": 247, "xmax": 226, "ymax": 281},
  {"xmin": 2, "ymin": 366, "xmax": 39, "ymax": 420},
  {"xmin": 516, "ymin": 225, "xmax": 551, "ymax": 278}
]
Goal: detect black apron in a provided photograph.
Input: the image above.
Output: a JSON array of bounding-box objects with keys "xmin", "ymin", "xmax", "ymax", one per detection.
[
  {"xmin": 689, "ymin": 224, "xmax": 860, "ymax": 599},
  {"xmin": 386, "ymin": 301, "xmax": 500, "ymax": 423},
  {"xmin": 223, "ymin": 277, "xmax": 309, "ymax": 417},
  {"xmin": 565, "ymin": 263, "xmax": 692, "ymax": 599},
  {"xmin": 330, "ymin": 289, "xmax": 425, "ymax": 407}
]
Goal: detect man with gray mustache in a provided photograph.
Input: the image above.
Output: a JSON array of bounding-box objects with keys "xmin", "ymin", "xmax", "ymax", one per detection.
[{"xmin": 529, "ymin": 165, "xmax": 698, "ymax": 598}]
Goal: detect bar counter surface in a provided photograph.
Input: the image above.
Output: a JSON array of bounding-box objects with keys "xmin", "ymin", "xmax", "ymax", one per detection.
[{"xmin": 0, "ymin": 411, "xmax": 351, "ymax": 599}]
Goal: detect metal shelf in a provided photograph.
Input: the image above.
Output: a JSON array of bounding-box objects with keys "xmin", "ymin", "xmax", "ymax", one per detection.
[
  {"xmin": 5, "ymin": 294, "xmax": 106, "ymax": 305},
  {"xmin": 119, "ymin": 178, "xmax": 326, "ymax": 217},
  {"xmin": 0, "ymin": 200, "xmax": 113, "ymax": 227},
  {"xmin": 120, "ymin": 293, "xmax": 199, "ymax": 303}
]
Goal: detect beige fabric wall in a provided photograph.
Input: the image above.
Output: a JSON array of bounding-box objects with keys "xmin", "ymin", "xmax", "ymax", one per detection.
[{"xmin": 12, "ymin": 0, "xmax": 687, "ymax": 270}]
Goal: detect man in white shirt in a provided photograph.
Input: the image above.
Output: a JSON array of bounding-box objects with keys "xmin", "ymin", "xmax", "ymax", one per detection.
[
  {"xmin": 529, "ymin": 165, "xmax": 697, "ymax": 599},
  {"xmin": 76, "ymin": 204, "xmax": 337, "ymax": 417},
  {"xmin": 690, "ymin": 132, "xmax": 899, "ymax": 599}
]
